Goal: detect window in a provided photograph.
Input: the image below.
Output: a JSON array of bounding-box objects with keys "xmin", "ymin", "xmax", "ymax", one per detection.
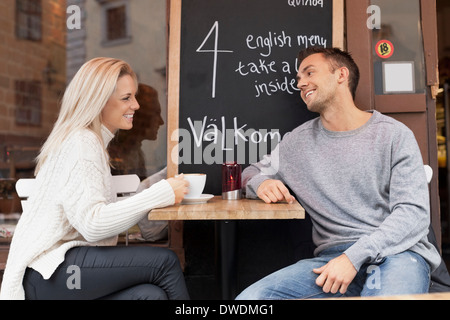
[
  {"xmin": 106, "ymin": 5, "xmax": 127, "ymax": 41},
  {"xmin": 15, "ymin": 0, "xmax": 42, "ymax": 41},
  {"xmin": 98, "ymin": 0, "xmax": 131, "ymax": 46},
  {"xmin": 371, "ymin": 0, "xmax": 426, "ymax": 95},
  {"xmin": 15, "ymin": 80, "xmax": 42, "ymax": 126}
]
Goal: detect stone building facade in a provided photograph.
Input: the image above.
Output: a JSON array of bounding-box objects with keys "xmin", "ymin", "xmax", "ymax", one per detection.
[{"xmin": 0, "ymin": 0, "xmax": 67, "ymax": 180}]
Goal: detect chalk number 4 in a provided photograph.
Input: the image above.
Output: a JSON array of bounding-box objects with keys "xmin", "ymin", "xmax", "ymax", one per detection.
[{"xmin": 196, "ymin": 21, "xmax": 233, "ymax": 98}]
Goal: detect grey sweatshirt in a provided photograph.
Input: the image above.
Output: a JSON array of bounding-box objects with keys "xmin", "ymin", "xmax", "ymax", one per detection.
[{"xmin": 244, "ymin": 111, "xmax": 441, "ymax": 272}]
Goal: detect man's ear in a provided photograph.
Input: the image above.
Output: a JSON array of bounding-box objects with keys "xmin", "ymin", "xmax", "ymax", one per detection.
[{"xmin": 337, "ymin": 67, "xmax": 350, "ymax": 85}]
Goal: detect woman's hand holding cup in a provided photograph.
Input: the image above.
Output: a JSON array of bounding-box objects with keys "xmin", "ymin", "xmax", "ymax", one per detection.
[{"xmin": 167, "ymin": 174, "xmax": 189, "ymax": 204}]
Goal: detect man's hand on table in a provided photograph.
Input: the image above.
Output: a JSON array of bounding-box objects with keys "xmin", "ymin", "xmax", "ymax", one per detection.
[{"xmin": 257, "ymin": 179, "xmax": 295, "ymax": 204}]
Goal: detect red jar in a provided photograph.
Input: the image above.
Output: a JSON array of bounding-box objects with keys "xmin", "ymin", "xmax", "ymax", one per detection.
[{"xmin": 222, "ymin": 161, "xmax": 242, "ymax": 200}]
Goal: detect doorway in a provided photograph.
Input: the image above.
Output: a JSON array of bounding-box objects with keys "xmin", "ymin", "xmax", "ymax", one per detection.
[
  {"xmin": 346, "ymin": 0, "xmax": 441, "ymax": 247},
  {"xmin": 437, "ymin": 0, "xmax": 450, "ymax": 256}
]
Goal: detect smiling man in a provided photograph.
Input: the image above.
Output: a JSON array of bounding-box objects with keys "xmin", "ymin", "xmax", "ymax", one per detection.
[{"xmin": 236, "ymin": 47, "xmax": 441, "ymax": 299}]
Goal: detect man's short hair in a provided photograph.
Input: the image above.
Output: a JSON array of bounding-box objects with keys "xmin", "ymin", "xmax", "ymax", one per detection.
[{"xmin": 298, "ymin": 47, "xmax": 360, "ymax": 100}]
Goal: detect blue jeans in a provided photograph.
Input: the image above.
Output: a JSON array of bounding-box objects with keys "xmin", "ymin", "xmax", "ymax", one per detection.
[{"xmin": 236, "ymin": 243, "xmax": 430, "ymax": 300}]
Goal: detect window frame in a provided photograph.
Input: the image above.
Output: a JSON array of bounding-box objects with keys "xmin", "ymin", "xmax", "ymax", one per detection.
[
  {"xmin": 98, "ymin": 0, "xmax": 132, "ymax": 47},
  {"xmin": 14, "ymin": 80, "xmax": 42, "ymax": 127},
  {"xmin": 15, "ymin": 0, "xmax": 42, "ymax": 42}
]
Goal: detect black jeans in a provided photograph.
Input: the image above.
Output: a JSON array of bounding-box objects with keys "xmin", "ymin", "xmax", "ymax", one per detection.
[{"xmin": 23, "ymin": 246, "xmax": 189, "ymax": 300}]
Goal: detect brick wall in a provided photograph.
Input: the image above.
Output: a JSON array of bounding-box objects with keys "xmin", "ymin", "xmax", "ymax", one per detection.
[
  {"xmin": 0, "ymin": 0, "xmax": 67, "ymax": 177},
  {"xmin": 0, "ymin": 0, "xmax": 66, "ymax": 141}
]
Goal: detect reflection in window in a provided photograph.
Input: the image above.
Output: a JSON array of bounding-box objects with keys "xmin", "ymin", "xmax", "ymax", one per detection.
[
  {"xmin": 108, "ymin": 84, "xmax": 165, "ymax": 180},
  {"xmin": 15, "ymin": 0, "xmax": 42, "ymax": 41},
  {"xmin": 106, "ymin": 5, "xmax": 127, "ymax": 41},
  {"xmin": 99, "ymin": 0, "xmax": 131, "ymax": 46},
  {"xmin": 371, "ymin": 0, "xmax": 426, "ymax": 95}
]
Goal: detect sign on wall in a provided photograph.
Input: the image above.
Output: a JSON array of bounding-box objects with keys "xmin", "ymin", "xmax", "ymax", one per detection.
[{"xmin": 168, "ymin": 0, "xmax": 344, "ymax": 194}]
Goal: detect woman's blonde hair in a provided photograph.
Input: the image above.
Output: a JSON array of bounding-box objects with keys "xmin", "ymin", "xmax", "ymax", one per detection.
[{"xmin": 35, "ymin": 57, "xmax": 137, "ymax": 174}]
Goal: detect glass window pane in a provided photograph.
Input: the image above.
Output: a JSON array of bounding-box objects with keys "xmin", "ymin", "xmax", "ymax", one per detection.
[
  {"xmin": 106, "ymin": 5, "xmax": 127, "ymax": 41},
  {"xmin": 371, "ymin": 0, "xmax": 426, "ymax": 95},
  {"xmin": 15, "ymin": 0, "xmax": 42, "ymax": 41}
]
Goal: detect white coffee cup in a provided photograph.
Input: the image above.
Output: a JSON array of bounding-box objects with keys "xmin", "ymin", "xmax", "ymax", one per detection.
[{"xmin": 183, "ymin": 173, "xmax": 206, "ymax": 199}]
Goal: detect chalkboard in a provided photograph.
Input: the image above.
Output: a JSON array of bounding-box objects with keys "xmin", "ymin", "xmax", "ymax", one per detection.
[{"xmin": 167, "ymin": 0, "xmax": 344, "ymax": 195}]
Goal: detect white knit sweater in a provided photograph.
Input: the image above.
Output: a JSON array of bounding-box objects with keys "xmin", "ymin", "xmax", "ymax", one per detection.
[{"xmin": 0, "ymin": 126, "xmax": 175, "ymax": 300}]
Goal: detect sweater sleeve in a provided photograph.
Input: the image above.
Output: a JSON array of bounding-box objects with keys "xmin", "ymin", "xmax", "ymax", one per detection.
[
  {"xmin": 60, "ymin": 158, "xmax": 174, "ymax": 243},
  {"xmin": 55, "ymin": 132, "xmax": 175, "ymax": 243},
  {"xmin": 244, "ymin": 144, "xmax": 283, "ymax": 199},
  {"xmin": 344, "ymin": 127, "xmax": 431, "ymax": 271}
]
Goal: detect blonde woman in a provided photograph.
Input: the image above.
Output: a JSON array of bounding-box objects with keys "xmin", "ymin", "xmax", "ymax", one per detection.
[{"xmin": 0, "ymin": 58, "xmax": 189, "ymax": 300}]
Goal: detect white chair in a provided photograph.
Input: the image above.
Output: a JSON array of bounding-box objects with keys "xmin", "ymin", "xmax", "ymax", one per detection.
[
  {"xmin": 16, "ymin": 174, "xmax": 140, "ymax": 245},
  {"xmin": 424, "ymin": 164, "xmax": 433, "ymax": 184},
  {"xmin": 7, "ymin": 174, "xmax": 188, "ymax": 271},
  {"xmin": 16, "ymin": 174, "xmax": 140, "ymax": 211}
]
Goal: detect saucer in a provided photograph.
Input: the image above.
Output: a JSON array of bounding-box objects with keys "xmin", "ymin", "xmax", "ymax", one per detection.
[{"xmin": 182, "ymin": 194, "xmax": 214, "ymax": 204}]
